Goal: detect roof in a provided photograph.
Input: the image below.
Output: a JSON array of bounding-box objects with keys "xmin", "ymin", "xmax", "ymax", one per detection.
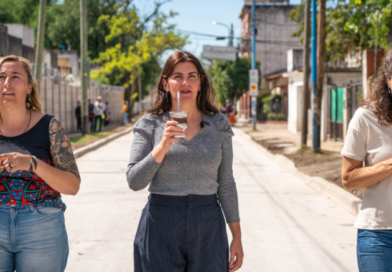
[{"xmin": 239, "ymin": 3, "xmax": 298, "ymax": 19}]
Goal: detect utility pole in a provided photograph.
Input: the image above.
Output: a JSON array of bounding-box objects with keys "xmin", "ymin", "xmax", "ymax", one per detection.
[
  {"xmin": 251, "ymin": 0, "xmax": 257, "ymax": 130},
  {"xmin": 230, "ymin": 23, "xmax": 234, "ymax": 47},
  {"xmin": 34, "ymin": 0, "xmax": 47, "ymax": 92},
  {"xmin": 138, "ymin": 74, "xmax": 143, "ymax": 115},
  {"xmin": 316, "ymin": 0, "xmax": 326, "ymax": 151},
  {"xmin": 301, "ymin": 0, "xmax": 311, "ymax": 147},
  {"xmin": 80, "ymin": 0, "xmax": 88, "ymax": 135},
  {"xmin": 311, "ymin": 0, "xmax": 318, "ymax": 151}
]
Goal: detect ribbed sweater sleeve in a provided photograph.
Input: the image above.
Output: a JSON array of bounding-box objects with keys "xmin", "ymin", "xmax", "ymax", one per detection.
[
  {"xmin": 216, "ymin": 115, "xmax": 240, "ymax": 223},
  {"xmin": 126, "ymin": 117, "xmax": 161, "ymax": 191}
]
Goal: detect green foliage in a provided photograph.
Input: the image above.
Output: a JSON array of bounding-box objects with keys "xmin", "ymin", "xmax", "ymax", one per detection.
[
  {"xmin": 344, "ymin": 0, "xmax": 392, "ymax": 49},
  {"xmin": 69, "ymin": 131, "xmax": 114, "ymax": 144},
  {"xmin": 288, "ymin": 0, "xmax": 305, "ymax": 44},
  {"xmin": 267, "ymin": 113, "xmax": 286, "ymax": 121},
  {"xmin": 90, "ymin": 70, "xmax": 110, "ymax": 85},
  {"xmin": 289, "ymin": 0, "xmax": 392, "ymax": 62},
  {"xmin": 207, "ymin": 57, "xmax": 261, "ymax": 104},
  {"xmin": 262, "ymin": 94, "xmax": 282, "ymax": 116},
  {"xmin": 93, "ymin": 6, "xmax": 187, "ymax": 109},
  {"xmin": 47, "ymin": 0, "xmax": 121, "ymax": 59}
]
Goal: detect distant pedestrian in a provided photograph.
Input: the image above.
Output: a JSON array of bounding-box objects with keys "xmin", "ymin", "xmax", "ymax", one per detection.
[
  {"xmin": 220, "ymin": 106, "xmax": 226, "ymax": 115},
  {"xmin": 225, "ymin": 99, "xmax": 233, "ymax": 119},
  {"xmin": 272, "ymin": 98, "xmax": 281, "ymax": 113},
  {"xmin": 0, "ymin": 55, "xmax": 80, "ymax": 271},
  {"xmin": 104, "ymin": 101, "xmax": 110, "ymax": 126},
  {"xmin": 88, "ymin": 98, "xmax": 95, "ymax": 132},
  {"xmin": 122, "ymin": 101, "xmax": 128, "ymax": 125},
  {"xmin": 93, "ymin": 96, "xmax": 105, "ymax": 132},
  {"xmin": 75, "ymin": 100, "xmax": 82, "ymax": 132},
  {"xmin": 341, "ymin": 49, "xmax": 392, "ymax": 272},
  {"xmin": 127, "ymin": 51, "xmax": 243, "ymax": 272}
]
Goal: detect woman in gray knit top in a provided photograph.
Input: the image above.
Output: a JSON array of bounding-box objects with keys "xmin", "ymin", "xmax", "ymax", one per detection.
[{"xmin": 127, "ymin": 51, "xmax": 243, "ymax": 272}]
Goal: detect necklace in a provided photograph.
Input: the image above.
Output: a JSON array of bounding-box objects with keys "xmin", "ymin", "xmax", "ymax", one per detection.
[{"xmin": 0, "ymin": 111, "xmax": 32, "ymax": 136}]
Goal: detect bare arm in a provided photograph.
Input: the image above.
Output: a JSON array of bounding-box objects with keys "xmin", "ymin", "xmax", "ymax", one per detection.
[
  {"xmin": 0, "ymin": 118, "xmax": 81, "ymax": 195},
  {"xmin": 342, "ymin": 156, "xmax": 392, "ymax": 191},
  {"xmin": 36, "ymin": 117, "xmax": 80, "ymax": 195}
]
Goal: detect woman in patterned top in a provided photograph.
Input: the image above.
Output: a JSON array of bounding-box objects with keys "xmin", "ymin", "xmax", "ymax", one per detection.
[{"xmin": 0, "ymin": 55, "xmax": 80, "ymax": 272}]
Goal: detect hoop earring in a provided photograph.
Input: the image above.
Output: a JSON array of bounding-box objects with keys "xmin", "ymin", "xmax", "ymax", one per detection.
[{"xmin": 26, "ymin": 93, "xmax": 32, "ymax": 109}]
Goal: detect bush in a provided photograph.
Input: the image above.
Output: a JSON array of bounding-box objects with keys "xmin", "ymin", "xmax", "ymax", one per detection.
[{"xmin": 267, "ymin": 113, "xmax": 286, "ymax": 121}]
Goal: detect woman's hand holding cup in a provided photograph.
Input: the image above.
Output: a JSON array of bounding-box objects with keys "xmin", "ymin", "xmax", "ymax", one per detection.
[{"xmin": 159, "ymin": 121, "xmax": 185, "ymax": 150}]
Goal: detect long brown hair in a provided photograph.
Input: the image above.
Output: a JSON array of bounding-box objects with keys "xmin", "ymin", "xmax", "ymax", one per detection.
[
  {"xmin": 0, "ymin": 55, "xmax": 43, "ymax": 113},
  {"xmin": 148, "ymin": 51, "xmax": 218, "ymax": 115},
  {"xmin": 363, "ymin": 49, "xmax": 392, "ymax": 126}
]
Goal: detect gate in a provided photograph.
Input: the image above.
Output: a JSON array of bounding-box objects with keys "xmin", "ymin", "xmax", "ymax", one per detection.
[
  {"xmin": 346, "ymin": 84, "xmax": 363, "ymax": 122},
  {"xmin": 328, "ymin": 87, "xmax": 344, "ymax": 140}
]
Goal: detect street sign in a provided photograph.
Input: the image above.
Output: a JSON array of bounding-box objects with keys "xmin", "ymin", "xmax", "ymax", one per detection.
[
  {"xmin": 249, "ymin": 69, "xmax": 258, "ymax": 82},
  {"xmin": 249, "ymin": 82, "xmax": 258, "ymax": 96},
  {"xmin": 201, "ymin": 46, "xmax": 237, "ymax": 61}
]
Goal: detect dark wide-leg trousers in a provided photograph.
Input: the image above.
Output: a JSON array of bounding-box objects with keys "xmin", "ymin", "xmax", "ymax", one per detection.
[{"xmin": 134, "ymin": 194, "xmax": 229, "ymax": 272}]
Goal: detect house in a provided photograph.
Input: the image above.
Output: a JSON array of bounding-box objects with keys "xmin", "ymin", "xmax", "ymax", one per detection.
[
  {"xmin": 0, "ymin": 23, "xmax": 58, "ymax": 69},
  {"xmin": 284, "ymin": 49, "xmax": 362, "ymax": 141},
  {"xmin": 56, "ymin": 50, "xmax": 79, "ymax": 78},
  {"xmin": 238, "ymin": 0, "xmax": 302, "ymax": 121}
]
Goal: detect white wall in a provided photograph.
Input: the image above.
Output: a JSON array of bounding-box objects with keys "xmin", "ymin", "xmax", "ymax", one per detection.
[
  {"xmin": 39, "ymin": 77, "xmax": 124, "ymax": 133},
  {"xmin": 288, "ymin": 81, "xmax": 303, "ymax": 134},
  {"xmin": 57, "ymin": 51, "xmax": 79, "ymax": 78},
  {"xmin": 4, "ymin": 24, "xmax": 34, "ymax": 47}
]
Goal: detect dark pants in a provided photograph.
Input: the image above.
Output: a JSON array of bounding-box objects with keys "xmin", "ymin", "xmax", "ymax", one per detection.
[
  {"xmin": 357, "ymin": 229, "xmax": 392, "ymax": 271},
  {"xmin": 134, "ymin": 194, "xmax": 229, "ymax": 272},
  {"xmin": 76, "ymin": 117, "xmax": 82, "ymax": 132},
  {"xmin": 89, "ymin": 117, "xmax": 94, "ymax": 132},
  {"xmin": 94, "ymin": 116, "xmax": 102, "ymax": 132}
]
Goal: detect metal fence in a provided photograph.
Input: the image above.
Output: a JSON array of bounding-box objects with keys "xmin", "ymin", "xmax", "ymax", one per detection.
[
  {"xmin": 32, "ymin": 65, "xmax": 124, "ymax": 134},
  {"xmin": 346, "ymin": 84, "xmax": 363, "ymax": 122}
]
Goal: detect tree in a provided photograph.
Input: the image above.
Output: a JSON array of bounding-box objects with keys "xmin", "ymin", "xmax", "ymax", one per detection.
[
  {"xmin": 208, "ymin": 57, "xmax": 261, "ymax": 105},
  {"xmin": 289, "ymin": 0, "xmax": 392, "ymax": 62},
  {"xmin": 92, "ymin": 6, "xmax": 188, "ymax": 116},
  {"xmin": 46, "ymin": 0, "xmax": 121, "ymax": 59}
]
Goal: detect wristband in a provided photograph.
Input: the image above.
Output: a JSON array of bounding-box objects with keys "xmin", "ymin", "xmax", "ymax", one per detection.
[{"xmin": 28, "ymin": 155, "xmax": 38, "ymax": 172}]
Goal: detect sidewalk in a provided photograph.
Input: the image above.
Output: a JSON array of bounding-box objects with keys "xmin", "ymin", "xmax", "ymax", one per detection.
[
  {"xmin": 234, "ymin": 121, "xmax": 344, "ymax": 154},
  {"xmin": 68, "ymin": 120, "xmax": 133, "ymax": 138}
]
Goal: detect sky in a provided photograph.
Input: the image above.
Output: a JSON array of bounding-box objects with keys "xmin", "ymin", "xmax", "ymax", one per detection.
[
  {"xmin": 132, "ymin": 0, "xmax": 247, "ymax": 60},
  {"xmin": 132, "ymin": 0, "xmax": 301, "ymax": 63}
]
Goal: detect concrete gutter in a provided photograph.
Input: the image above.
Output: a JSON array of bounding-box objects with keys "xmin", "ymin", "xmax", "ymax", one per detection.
[
  {"xmin": 73, "ymin": 127, "xmax": 133, "ymax": 159},
  {"xmin": 235, "ymin": 128, "xmax": 362, "ymax": 215}
]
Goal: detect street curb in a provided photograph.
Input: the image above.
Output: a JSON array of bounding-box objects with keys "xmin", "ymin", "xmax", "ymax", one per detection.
[
  {"xmin": 234, "ymin": 128, "xmax": 362, "ymax": 215},
  {"xmin": 73, "ymin": 127, "xmax": 133, "ymax": 159}
]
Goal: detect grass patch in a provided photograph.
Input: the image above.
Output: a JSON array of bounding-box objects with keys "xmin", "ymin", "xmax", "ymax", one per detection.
[{"xmin": 70, "ymin": 131, "xmax": 114, "ymax": 144}]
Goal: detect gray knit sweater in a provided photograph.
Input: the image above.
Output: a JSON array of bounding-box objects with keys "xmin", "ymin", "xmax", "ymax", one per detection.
[{"xmin": 126, "ymin": 111, "xmax": 240, "ymax": 223}]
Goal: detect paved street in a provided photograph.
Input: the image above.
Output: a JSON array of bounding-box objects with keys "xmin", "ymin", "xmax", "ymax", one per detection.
[{"xmin": 64, "ymin": 128, "xmax": 358, "ymax": 272}]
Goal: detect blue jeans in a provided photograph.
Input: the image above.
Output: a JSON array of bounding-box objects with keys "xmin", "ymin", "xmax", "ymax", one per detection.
[
  {"xmin": 0, "ymin": 205, "xmax": 69, "ymax": 272},
  {"xmin": 357, "ymin": 229, "xmax": 392, "ymax": 272},
  {"xmin": 123, "ymin": 112, "xmax": 128, "ymax": 125}
]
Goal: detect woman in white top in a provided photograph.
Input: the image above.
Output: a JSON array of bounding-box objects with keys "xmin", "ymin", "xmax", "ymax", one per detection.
[{"xmin": 342, "ymin": 49, "xmax": 392, "ymax": 271}]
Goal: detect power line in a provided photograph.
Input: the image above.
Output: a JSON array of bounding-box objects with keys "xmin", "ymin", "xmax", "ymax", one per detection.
[{"xmin": 179, "ymin": 29, "xmax": 300, "ymax": 45}]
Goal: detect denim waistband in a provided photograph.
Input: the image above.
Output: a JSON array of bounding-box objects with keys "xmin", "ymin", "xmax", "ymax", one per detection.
[
  {"xmin": 149, "ymin": 193, "xmax": 219, "ymax": 206},
  {"xmin": 0, "ymin": 204, "xmax": 35, "ymax": 211}
]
